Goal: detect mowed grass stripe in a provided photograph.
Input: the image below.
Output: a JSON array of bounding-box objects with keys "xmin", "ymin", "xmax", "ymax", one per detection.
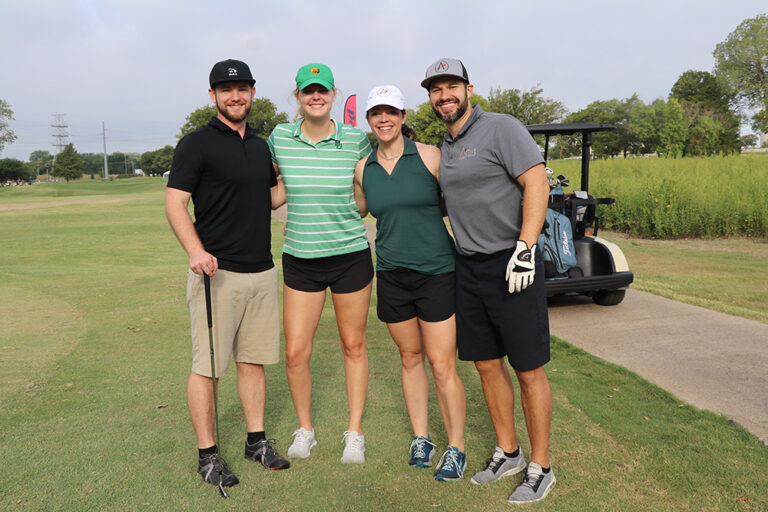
[{"xmin": 0, "ymin": 178, "xmax": 765, "ymax": 511}]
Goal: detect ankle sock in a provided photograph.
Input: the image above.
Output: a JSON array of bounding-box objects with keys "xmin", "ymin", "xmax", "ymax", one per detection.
[
  {"xmin": 199, "ymin": 445, "xmax": 217, "ymax": 458},
  {"xmin": 247, "ymin": 431, "xmax": 266, "ymax": 444},
  {"xmin": 504, "ymin": 446, "xmax": 520, "ymax": 458}
]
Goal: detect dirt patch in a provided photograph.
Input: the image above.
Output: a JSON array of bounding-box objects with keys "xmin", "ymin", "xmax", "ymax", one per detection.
[{"xmin": 0, "ymin": 195, "xmax": 157, "ymax": 212}]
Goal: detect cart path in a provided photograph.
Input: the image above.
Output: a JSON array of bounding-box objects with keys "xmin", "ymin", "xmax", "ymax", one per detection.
[
  {"xmin": 272, "ymin": 207, "xmax": 768, "ymax": 444},
  {"xmin": 548, "ymin": 290, "xmax": 768, "ymax": 444}
]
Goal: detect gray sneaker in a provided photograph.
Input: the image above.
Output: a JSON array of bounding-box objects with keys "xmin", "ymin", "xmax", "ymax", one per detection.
[
  {"xmin": 340, "ymin": 430, "xmax": 365, "ymax": 463},
  {"xmin": 287, "ymin": 427, "xmax": 317, "ymax": 459},
  {"xmin": 470, "ymin": 446, "xmax": 526, "ymax": 484},
  {"xmin": 508, "ymin": 462, "xmax": 556, "ymax": 504}
]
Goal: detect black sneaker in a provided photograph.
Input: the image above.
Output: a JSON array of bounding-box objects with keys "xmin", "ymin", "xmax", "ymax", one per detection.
[
  {"xmin": 197, "ymin": 451, "xmax": 239, "ymax": 487},
  {"xmin": 245, "ymin": 438, "xmax": 290, "ymax": 470}
]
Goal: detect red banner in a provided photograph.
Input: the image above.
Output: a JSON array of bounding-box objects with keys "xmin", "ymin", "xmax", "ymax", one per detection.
[{"xmin": 344, "ymin": 95, "xmax": 357, "ymax": 127}]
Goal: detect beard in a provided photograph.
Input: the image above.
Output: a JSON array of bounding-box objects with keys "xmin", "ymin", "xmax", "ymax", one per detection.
[
  {"xmin": 431, "ymin": 95, "xmax": 469, "ymax": 124},
  {"xmin": 216, "ymin": 100, "xmax": 251, "ymax": 124}
]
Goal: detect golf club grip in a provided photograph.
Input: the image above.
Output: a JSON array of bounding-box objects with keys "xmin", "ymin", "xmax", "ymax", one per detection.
[{"xmin": 203, "ymin": 274, "xmax": 212, "ymax": 328}]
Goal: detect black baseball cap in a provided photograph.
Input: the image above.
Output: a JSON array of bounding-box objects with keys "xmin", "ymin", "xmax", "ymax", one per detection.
[{"xmin": 209, "ymin": 59, "xmax": 255, "ymax": 88}]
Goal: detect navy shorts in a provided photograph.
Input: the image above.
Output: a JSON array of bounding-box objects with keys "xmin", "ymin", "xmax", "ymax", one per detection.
[
  {"xmin": 376, "ymin": 269, "xmax": 455, "ymax": 323},
  {"xmin": 454, "ymin": 247, "xmax": 550, "ymax": 371},
  {"xmin": 282, "ymin": 247, "xmax": 373, "ymax": 294}
]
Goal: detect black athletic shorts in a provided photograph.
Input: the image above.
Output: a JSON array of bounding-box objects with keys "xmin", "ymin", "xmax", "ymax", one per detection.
[
  {"xmin": 376, "ymin": 269, "xmax": 455, "ymax": 323},
  {"xmin": 282, "ymin": 246, "xmax": 374, "ymax": 293},
  {"xmin": 454, "ymin": 247, "xmax": 550, "ymax": 371}
]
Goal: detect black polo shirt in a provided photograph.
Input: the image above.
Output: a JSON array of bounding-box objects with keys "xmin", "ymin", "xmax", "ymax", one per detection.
[{"xmin": 168, "ymin": 117, "xmax": 277, "ymax": 273}]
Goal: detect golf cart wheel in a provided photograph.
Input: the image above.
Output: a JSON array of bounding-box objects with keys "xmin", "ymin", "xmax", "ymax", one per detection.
[{"xmin": 593, "ymin": 289, "xmax": 625, "ymax": 306}]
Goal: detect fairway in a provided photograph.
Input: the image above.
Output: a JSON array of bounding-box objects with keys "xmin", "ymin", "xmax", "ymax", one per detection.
[{"xmin": 1, "ymin": 179, "xmax": 765, "ymax": 511}]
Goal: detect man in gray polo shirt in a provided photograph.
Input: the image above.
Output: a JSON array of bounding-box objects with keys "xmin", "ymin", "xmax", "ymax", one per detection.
[{"xmin": 421, "ymin": 58, "xmax": 555, "ymax": 504}]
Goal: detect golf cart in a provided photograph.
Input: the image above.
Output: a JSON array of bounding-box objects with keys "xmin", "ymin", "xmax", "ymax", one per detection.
[{"xmin": 526, "ymin": 123, "xmax": 633, "ymax": 306}]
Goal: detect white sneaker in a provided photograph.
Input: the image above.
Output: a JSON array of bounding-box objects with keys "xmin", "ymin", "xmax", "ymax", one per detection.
[
  {"xmin": 287, "ymin": 427, "xmax": 317, "ymax": 459},
  {"xmin": 340, "ymin": 430, "xmax": 365, "ymax": 464}
]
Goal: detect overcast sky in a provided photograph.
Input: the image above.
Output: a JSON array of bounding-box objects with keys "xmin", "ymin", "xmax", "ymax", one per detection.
[{"xmin": 1, "ymin": 1, "xmax": 765, "ymax": 161}]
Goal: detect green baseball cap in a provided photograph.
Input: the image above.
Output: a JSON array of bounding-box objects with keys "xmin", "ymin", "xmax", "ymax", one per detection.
[{"xmin": 296, "ymin": 63, "xmax": 335, "ymax": 91}]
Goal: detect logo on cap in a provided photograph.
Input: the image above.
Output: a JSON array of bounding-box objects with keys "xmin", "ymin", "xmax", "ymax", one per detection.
[
  {"xmin": 310, "ymin": 67, "xmax": 321, "ymax": 75},
  {"xmin": 435, "ymin": 61, "xmax": 449, "ymax": 72},
  {"xmin": 228, "ymin": 67, "xmax": 238, "ymax": 77},
  {"xmin": 377, "ymin": 88, "xmax": 390, "ymax": 97}
]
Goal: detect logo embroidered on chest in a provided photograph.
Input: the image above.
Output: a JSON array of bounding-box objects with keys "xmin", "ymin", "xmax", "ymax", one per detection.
[{"xmin": 458, "ymin": 147, "xmax": 476, "ymax": 160}]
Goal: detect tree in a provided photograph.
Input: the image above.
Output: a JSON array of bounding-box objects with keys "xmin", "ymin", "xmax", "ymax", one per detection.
[
  {"xmin": 80, "ymin": 153, "xmax": 104, "ymax": 176},
  {"xmin": 687, "ymin": 116, "xmax": 725, "ymax": 156},
  {"xmin": 671, "ymin": 71, "xmax": 734, "ymax": 112},
  {"xmin": 407, "ymin": 102, "xmax": 446, "ymax": 146},
  {"xmin": 713, "ymin": 14, "xmax": 768, "ymax": 132},
  {"xmin": 0, "ymin": 99, "xmax": 17, "ymax": 155},
  {"xmin": 487, "ymin": 85, "xmax": 567, "ymax": 125},
  {"xmin": 566, "ymin": 95, "xmax": 641, "ymax": 158},
  {"xmin": 51, "ymin": 144, "xmax": 84, "ymax": 182},
  {"xmin": 29, "ymin": 150, "xmax": 53, "ymax": 175},
  {"xmin": 406, "ymin": 93, "xmax": 490, "ymax": 146},
  {"xmin": 740, "ymin": 133, "xmax": 758, "ymax": 148},
  {"xmin": 0, "ymin": 158, "xmax": 33, "ymax": 182},
  {"xmin": 671, "ymin": 70, "xmax": 742, "ymax": 154},
  {"xmin": 139, "ymin": 146, "xmax": 174, "ymax": 175},
  {"xmin": 178, "ymin": 98, "xmax": 289, "ymax": 139}
]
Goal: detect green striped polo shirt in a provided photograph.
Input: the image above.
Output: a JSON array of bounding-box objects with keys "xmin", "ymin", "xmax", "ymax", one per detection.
[{"xmin": 268, "ymin": 119, "xmax": 372, "ymax": 258}]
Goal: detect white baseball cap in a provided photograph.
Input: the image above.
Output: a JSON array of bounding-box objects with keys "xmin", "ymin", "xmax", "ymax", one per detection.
[{"xmin": 365, "ymin": 85, "xmax": 406, "ymax": 112}]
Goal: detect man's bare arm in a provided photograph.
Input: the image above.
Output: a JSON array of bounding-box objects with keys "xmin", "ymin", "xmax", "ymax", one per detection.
[
  {"xmin": 516, "ymin": 163, "xmax": 550, "ymax": 247},
  {"xmin": 165, "ymin": 187, "xmax": 218, "ymax": 276}
]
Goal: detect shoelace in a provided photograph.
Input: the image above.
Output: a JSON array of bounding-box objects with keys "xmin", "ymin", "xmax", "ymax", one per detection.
[
  {"xmin": 436, "ymin": 449, "xmax": 463, "ymax": 478},
  {"xmin": 342, "ymin": 431, "xmax": 364, "ymax": 450},
  {"xmin": 409, "ymin": 437, "xmax": 436, "ymax": 459},
  {"xmin": 520, "ymin": 468, "xmax": 544, "ymax": 489},
  {"xmin": 203, "ymin": 453, "xmax": 230, "ymax": 476},
  {"xmin": 292, "ymin": 429, "xmax": 313, "ymax": 447},
  {"xmin": 259, "ymin": 438, "xmax": 279, "ymax": 455},
  {"xmin": 484, "ymin": 453, "xmax": 505, "ymax": 472}
]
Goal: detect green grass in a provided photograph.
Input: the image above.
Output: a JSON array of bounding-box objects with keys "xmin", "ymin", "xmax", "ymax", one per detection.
[
  {"xmin": 604, "ymin": 232, "xmax": 768, "ymax": 324},
  {"xmin": 548, "ymin": 154, "xmax": 768, "ymax": 238},
  {"xmin": 1, "ymin": 178, "xmax": 766, "ymax": 511}
]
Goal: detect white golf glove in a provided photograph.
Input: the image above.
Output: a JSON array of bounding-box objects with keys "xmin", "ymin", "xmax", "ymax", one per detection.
[{"xmin": 506, "ymin": 240, "xmax": 536, "ymax": 293}]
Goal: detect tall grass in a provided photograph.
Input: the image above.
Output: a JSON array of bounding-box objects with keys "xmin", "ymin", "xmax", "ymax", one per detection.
[{"xmin": 548, "ymin": 155, "xmax": 768, "ymax": 239}]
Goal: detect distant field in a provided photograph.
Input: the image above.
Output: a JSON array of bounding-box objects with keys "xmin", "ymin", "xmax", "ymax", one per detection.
[{"xmin": 548, "ymin": 154, "xmax": 768, "ymax": 239}]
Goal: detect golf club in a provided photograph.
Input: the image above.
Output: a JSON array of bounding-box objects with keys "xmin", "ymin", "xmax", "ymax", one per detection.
[{"xmin": 203, "ymin": 273, "xmax": 228, "ymax": 499}]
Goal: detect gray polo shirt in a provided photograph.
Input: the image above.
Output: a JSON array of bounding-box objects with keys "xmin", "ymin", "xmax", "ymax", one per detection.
[{"xmin": 439, "ymin": 106, "xmax": 543, "ymax": 256}]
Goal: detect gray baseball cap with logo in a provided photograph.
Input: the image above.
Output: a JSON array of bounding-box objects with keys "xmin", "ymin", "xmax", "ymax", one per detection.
[{"xmin": 421, "ymin": 58, "xmax": 469, "ymax": 89}]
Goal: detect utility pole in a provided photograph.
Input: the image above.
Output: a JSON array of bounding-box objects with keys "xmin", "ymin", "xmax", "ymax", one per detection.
[
  {"xmin": 102, "ymin": 122, "xmax": 109, "ymax": 180},
  {"xmin": 124, "ymin": 154, "xmax": 127, "ymax": 175}
]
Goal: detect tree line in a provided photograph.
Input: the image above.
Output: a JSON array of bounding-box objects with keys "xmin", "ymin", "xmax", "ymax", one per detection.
[{"xmin": 1, "ymin": 13, "xmax": 766, "ymax": 182}]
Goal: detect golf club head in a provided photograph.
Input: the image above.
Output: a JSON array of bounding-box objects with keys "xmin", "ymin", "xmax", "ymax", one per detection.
[
  {"xmin": 545, "ymin": 167, "xmax": 556, "ymax": 186},
  {"xmin": 560, "ymin": 179, "xmax": 570, "ymax": 187},
  {"xmin": 218, "ymin": 482, "xmax": 228, "ymax": 498}
]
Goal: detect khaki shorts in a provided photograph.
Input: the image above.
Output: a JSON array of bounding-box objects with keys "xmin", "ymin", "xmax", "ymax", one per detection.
[{"xmin": 187, "ymin": 267, "xmax": 280, "ymax": 377}]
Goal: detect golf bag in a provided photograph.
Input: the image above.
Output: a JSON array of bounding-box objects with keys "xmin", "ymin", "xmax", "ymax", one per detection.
[{"xmin": 538, "ymin": 187, "xmax": 578, "ymax": 277}]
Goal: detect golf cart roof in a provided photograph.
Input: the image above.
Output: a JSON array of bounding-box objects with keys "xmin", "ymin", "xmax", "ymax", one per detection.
[
  {"xmin": 526, "ymin": 123, "xmax": 615, "ymax": 136},
  {"xmin": 525, "ymin": 122, "xmax": 615, "ymax": 193}
]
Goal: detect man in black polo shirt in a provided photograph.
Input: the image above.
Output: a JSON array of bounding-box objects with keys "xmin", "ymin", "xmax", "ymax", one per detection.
[{"xmin": 166, "ymin": 59, "xmax": 288, "ymax": 489}]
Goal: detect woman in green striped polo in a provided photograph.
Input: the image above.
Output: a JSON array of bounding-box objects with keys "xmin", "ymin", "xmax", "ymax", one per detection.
[
  {"xmin": 267, "ymin": 63, "xmax": 373, "ymax": 464},
  {"xmin": 353, "ymin": 85, "xmax": 467, "ymax": 481}
]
